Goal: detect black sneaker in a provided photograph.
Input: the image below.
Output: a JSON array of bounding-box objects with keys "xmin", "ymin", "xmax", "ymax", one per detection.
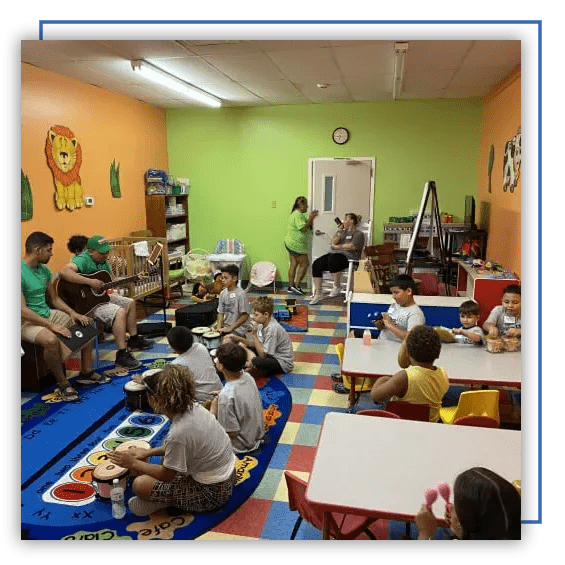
[
  {"xmin": 115, "ymin": 349, "xmax": 142, "ymax": 369},
  {"xmin": 288, "ymin": 285, "xmax": 305, "ymax": 295},
  {"xmin": 128, "ymin": 335, "xmax": 154, "ymax": 351},
  {"xmin": 295, "ymin": 285, "xmax": 306, "ymax": 295},
  {"xmin": 331, "ymin": 373, "xmax": 343, "ymax": 383},
  {"xmin": 333, "ymin": 383, "xmax": 350, "ymax": 394}
]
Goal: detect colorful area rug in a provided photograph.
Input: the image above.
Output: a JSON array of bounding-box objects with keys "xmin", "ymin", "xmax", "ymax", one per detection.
[{"xmin": 21, "ymin": 359, "xmax": 292, "ymax": 540}]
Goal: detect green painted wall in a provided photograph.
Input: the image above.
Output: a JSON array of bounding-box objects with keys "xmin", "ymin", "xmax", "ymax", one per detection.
[{"xmin": 166, "ymin": 98, "xmax": 482, "ymax": 283}]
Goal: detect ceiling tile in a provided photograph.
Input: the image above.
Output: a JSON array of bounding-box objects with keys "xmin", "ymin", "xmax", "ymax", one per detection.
[
  {"xmin": 267, "ymin": 47, "xmax": 342, "ymax": 84},
  {"xmin": 404, "ymin": 40, "xmax": 474, "ymax": 71},
  {"xmin": 333, "ymin": 42, "xmax": 395, "ymax": 77},
  {"xmin": 463, "ymin": 40, "xmax": 521, "ymax": 68},
  {"xmin": 201, "ymin": 52, "xmax": 286, "ymax": 82}
]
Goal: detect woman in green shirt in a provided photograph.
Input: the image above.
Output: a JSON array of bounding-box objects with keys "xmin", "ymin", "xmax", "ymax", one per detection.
[{"xmin": 284, "ymin": 196, "xmax": 318, "ymax": 295}]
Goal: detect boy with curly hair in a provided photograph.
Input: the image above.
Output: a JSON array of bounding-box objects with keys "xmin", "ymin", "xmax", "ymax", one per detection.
[{"xmin": 370, "ymin": 325, "xmax": 449, "ymax": 422}]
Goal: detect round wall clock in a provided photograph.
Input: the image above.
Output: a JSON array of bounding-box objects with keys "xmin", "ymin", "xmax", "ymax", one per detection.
[{"xmin": 332, "ymin": 127, "xmax": 349, "ymax": 145}]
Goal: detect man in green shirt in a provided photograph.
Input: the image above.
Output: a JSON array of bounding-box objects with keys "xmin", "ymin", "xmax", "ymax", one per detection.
[
  {"xmin": 21, "ymin": 232, "xmax": 107, "ymax": 401},
  {"xmin": 61, "ymin": 235, "xmax": 153, "ymax": 369}
]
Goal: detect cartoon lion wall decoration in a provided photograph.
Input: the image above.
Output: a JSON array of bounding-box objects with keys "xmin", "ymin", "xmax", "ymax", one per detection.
[{"xmin": 45, "ymin": 125, "xmax": 83, "ymax": 210}]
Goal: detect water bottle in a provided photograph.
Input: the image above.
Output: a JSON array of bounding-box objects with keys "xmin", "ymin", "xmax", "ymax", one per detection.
[
  {"xmin": 110, "ymin": 478, "xmax": 126, "ymax": 519},
  {"xmin": 363, "ymin": 328, "xmax": 372, "ymax": 346}
]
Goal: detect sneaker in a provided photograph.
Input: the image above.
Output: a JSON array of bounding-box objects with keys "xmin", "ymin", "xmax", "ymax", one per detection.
[
  {"xmin": 328, "ymin": 287, "xmax": 342, "ymax": 298},
  {"xmin": 331, "ymin": 373, "xmax": 344, "ymax": 383},
  {"xmin": 333, "ymin": 382, "xmax": 350, "ymax": 394},
  {"xmin": 309, "ymin": 294, "xmax": 323, "ymax": 305},
  {"xmin": 296, "ymin": 285, "xmax": 307, "ymax": 295},
  {"xmin": 128, "ymin": 335, "xmax": 154, "ymax": 351},
  {"xmin": 115, "ymin": 349, "xmax": 142, "ymax": 370},
  {"xmin": 288, "ymin": 285, "xmax": 304, "ymax": 295}
]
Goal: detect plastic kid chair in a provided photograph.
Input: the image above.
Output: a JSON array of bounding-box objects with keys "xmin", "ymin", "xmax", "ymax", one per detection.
[
  {"xmin": 207, "ymin": 239, "xmax": 247, "ymax": 286},
  {"xmin": 335, "ymin": 342, "xmax": 373, "ymax": 394},
  {"xmin": 356, "ymin": 409, "xmax": 401, "ymax": 419},
  {"xmin": 439, "ymin": 390, "xmax": 500, "ymax": 425},
  {"xmin": 385, "ymin": 400, "xmax": 430, "ymax": 422},
  {"xmin": 246, "ymin": 261, "xmax": 277, "ymax": 293},
  {"xmin": 284, "ymin": 471, "xmax": 383, "ymax": 540},
  {"xmin": 453, "ymin": 414, "xmax": 500, "ymax": 428}
]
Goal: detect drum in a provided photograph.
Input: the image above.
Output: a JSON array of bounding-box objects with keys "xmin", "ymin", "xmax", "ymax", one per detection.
[
  {"xmin": 209, "ymin": 348, "xmax": 217, "ymax": 358},
  {"xmin": 123, "ymin": 380, "xmax": 151, "ymax": 412},
  {"xmin": 191, "ymin": 326, "xmax": 210, "ymax": 345},
  {"xmin": 203, "ymin": 331, "xmax": 221, "ymax": 351},
  {"xmin": 92, "ymin": 460, "xmax": 129, "ymax": 499},
  {"xmin": 116, "ymin": 439, "xmax": 151, "ymax": 476}
]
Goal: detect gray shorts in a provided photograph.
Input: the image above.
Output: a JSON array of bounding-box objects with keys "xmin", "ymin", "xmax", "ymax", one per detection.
[{"xmin": 91, "ymin": 293, "xmax": 133, "ymax": 329}]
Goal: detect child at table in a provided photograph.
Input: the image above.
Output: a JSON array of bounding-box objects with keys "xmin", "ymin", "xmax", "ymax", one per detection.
[
  {"xmin": 451, "ymin": 300, "xmax": 485, "ymax": 345},
  {"xmin": 415, "ymin": 467, "xmax": 521, "ymax": 539},
  {"xmin": 210, "ymin": 342, "xmax": 265, "ymax": 453},
  {"xmin": 166, "ymin": 326, "xmax": 222, "ymax": 402},
  {"xmin": 373, "ymin": 274, "xmax": 425, "ymax": 342},
  {"xmin": 483, "ymin": 284, "xmax": 521, "ymax": 341},
  {"xmin": 370, "ymin": 325, "xmax": 448, "ymax": 422},
  {"xmin": 216, "ymin": 264, "xmax": 252, "ymax": 339},
  {"xmin": 225, "ymin": 296, "xmax": 294, "ymax": 378}
]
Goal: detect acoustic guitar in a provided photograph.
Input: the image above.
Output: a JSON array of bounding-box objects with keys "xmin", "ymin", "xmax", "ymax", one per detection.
[{"xmin": 55, "ymin": 269, "xmax": 157, "ymax": 315}]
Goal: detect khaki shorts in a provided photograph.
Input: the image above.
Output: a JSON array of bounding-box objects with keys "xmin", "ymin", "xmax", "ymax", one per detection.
[
  {"xmin": 21, "ymin": 309, "xmax": 72, "ymax": 343},
  {"xmin": 91, "ymin": 293, "xmax": 133, "ymax": 329}
]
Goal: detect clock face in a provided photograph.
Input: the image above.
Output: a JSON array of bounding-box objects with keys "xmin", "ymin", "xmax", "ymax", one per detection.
[{"xmin": 332, "ymin": 127, "xmax": 349, "ymax": 145}]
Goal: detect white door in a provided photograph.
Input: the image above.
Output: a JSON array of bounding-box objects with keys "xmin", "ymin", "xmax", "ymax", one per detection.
[{"xmin": 309, "ymin": 158, "xmax": 374, "ymax": 262}]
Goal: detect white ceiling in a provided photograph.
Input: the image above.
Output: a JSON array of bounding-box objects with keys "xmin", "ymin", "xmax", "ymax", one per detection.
[{"xmin": 21, "ymin": 39, "xmax": 521, "ymax": 109}]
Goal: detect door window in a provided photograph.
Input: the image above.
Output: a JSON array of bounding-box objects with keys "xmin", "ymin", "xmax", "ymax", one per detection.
[{"xmin": 323, "ymin": 175, "xmax": 335, "ymax": 212}]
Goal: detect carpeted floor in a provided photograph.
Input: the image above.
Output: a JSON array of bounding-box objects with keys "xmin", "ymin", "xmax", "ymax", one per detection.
[{"xmin": 20, "ymin": 289, "xmax": 443, "ymax": 540}]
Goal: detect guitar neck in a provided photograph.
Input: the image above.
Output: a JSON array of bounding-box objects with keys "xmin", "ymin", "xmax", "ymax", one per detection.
[{"xmin": 102, "ymin": 274, "xmax": 140, "ymax": 290}]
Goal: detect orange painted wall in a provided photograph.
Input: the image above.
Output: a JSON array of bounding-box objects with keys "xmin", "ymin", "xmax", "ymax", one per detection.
[
  {"xmin": 21, "ymin": 63, "xmax": 169, "ymax": 273},
  {"xmin": 477, "ymin": 67, "xmax": 521, "ymax": 278}
]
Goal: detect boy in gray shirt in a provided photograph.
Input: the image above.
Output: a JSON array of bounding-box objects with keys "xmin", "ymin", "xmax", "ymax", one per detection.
[
  {"xmin": 373, "ymin": 274, "xmax": 425, "ymax": 342},
  {"xmin": 217, "ymin": 264, "xmax": 252, "ymax": 338},
  {"xmin": 211, "ymin": 342, "xmax": 265, "ymax": 454},
  {"xmin": 227, "ymin": 296, "xmax": 294, "ymax": 377}
]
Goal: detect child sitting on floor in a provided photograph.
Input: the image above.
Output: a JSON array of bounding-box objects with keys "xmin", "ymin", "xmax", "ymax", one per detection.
[
  {"xmin": 373, "ymin": 274, "xmax": 425, "ymax": 342},
  {"xmin": 216, "ymin": 264, "xmax": 252, "ymax": 339},
  {"xmin": 370, "ymin": 325, "xmax": 449, "ymax": 422},
  {"xmin": 415, "ymin": 467, "xmax": 521, "ymax": 539},
  {"xmin": 226, "ymin": 296, "xmax": 294, "ymax": 377},
  {"xmin": 210, "ymin": 342, "xmax": 265, "ymax": 453},
  {"xmin": 166, "ymin": 326, "xmax": 222, "ymax": 403}
]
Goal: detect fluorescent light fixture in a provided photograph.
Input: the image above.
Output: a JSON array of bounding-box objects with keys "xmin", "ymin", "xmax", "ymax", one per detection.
[
  {"xmin": 393, "ymin": 42, "xmax": 409, "ymax": 101},
  {"xmin": 131, "ymin": 60, "xmax": 222, "ymax": 108}
]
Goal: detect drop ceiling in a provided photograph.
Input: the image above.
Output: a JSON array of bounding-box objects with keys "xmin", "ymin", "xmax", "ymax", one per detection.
[{"xmin": 21, "ymin": 39, "xmax": 521, "ymax": 109}]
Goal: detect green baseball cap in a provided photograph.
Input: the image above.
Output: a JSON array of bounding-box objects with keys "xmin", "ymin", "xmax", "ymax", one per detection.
[{"xmin": 87, "ymin": 235, "xmax": 112, "ymax": 253}]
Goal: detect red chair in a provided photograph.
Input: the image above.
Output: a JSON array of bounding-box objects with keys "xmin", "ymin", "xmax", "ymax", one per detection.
[
  {"xmin": 453, "ymin": 415, "xmax": 500, "ymax": 428},
  {"xmin": 284, "ymin": 471, "xmax": 382, "ymax": 540},
  {"xmin": 357, "ymin": 409, "xmax": 400, "ymax": 419},
  {"xmin": 385, "ymin": 401, "xmax": 430, "ymax": 422}
]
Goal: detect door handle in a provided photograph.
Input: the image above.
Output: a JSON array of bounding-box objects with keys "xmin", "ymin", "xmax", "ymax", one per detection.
[{"xmin": 315, "ymin": 230, "xmax": 326, "ymax": 236}]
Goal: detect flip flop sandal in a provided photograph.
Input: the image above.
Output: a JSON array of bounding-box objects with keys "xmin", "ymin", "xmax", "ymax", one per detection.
[
  {"xmin": 76, "ymin": 370, "xmax": 112, "ymax": 385},
  {"xmin": 57, "ymin": 384, "xmax": 80, "ymax": 402}
]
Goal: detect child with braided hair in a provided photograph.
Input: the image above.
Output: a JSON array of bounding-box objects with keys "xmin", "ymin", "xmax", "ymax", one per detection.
[{"xmin": 108, "ymin": 364, "xmax": 236, "ymax": 516}]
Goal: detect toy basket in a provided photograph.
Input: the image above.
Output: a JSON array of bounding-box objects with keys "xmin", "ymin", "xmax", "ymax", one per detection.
[{"xmin": 183, "ymin": 249, "xmax": 213, "ymax": 283}]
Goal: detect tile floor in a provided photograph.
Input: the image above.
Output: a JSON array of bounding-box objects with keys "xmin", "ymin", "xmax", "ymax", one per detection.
[{"xmin": 19, "ymin": 290, "xmax": 431, "ymax": 540}]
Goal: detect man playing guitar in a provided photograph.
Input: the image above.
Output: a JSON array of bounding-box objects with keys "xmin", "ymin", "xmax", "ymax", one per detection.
[{"xmin": 60, "ymin": 235, "xmax": 153, "ymax": 369}]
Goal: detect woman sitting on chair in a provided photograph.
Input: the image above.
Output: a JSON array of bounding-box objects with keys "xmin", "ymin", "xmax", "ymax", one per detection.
[{"xmin": 310, "ymin": 213, "xmax": 365, "ymax": 305}]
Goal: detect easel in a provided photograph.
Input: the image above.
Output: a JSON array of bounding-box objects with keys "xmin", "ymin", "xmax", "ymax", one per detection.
[{"xmin": 404, "ymin": 181, "xmax": 447, "ymax": 279}]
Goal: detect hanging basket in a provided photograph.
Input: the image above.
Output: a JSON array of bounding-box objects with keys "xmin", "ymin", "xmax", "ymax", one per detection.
[{"xmin": 182, "ymin": 249, "xmax": 213, "ymax": 282}]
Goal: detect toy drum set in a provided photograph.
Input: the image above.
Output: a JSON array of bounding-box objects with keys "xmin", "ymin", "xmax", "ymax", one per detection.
[
  {"xmin": 191, "ymin": 326, "xmax": 221, "ymax": 353},
  {"xmin": 115, "ymin": 439, "xmax": 151, "ymax": 476},
  {"xmin": 123, "ymin": 368, "xmax": 162, "ymax": 412},
  {"xmin": 92, "ymin": 460, "xmax": 129, "ymax": 499}
]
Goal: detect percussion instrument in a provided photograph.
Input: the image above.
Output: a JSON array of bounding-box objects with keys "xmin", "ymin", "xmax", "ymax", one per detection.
[
  {"xmin": 123, "ymin": 380, "xmax": 151, "ymax": 412},
  {"xmin": 116, "ymin": 439, "xmax": 151, "ymax": 476},
  {"xmin": 209, "ymin": 348, "xmax": 217, "ymax": 358},
  {"xmin": 191, "ymin": 326, "xmax": 210, "ymax": 345},
  {"xmin": 202, "ymin": 331, "xmax": 221, "ymax": 351},
  {"xmin": 92, "ymin": 460, "xmax": 128, "ymax": 499}
]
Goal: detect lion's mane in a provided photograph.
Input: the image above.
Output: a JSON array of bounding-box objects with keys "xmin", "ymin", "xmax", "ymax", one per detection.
[{"xmin": 45, "ymin": 125, "xmax": 82, "ymax": 186}]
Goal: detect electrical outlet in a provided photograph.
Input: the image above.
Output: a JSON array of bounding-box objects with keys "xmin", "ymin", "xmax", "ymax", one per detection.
[
  {"xmin": 272, "ymin": 201, "xmax": 276, "ymax": 208},
  {"xmin": 84, "ymin": 196, "xmax": 94, "ymax": 206}
]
